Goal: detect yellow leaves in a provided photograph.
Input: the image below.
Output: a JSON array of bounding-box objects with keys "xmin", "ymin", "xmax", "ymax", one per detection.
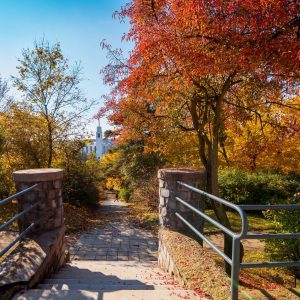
[
  {"xmin": 106, "ymin": 177, "xmax": 122, "ymax": 191},
  {"xmin": 223, "ymin": 101, "xmax": 300, "ymax": 172},
  {"xmin": 99, "ymin": 151, "xmax": 120, "ymax": 166},
  {"xmin": 0, "ymin": 107, "xmax": 49, "ymax": 170}
]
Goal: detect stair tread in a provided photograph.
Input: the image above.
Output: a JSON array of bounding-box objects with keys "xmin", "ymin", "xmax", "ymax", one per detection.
[
  {"xmin": 15, "ymin": 260, "xmax": 206, "ymax": 300},
  {"xmin": 68, "ymin": 261, "xmax": 157, "ymax": 267},
  {"xmin": 43, "ymin": 278, "xmax": 177, "ymax": 285},
  {"xmin": 36, "ymin": 283, "xmax": 185, "ymax": 291},
  {"xmin": 14, "ymin": 289, "xmax": 203, "ymax": 300}
]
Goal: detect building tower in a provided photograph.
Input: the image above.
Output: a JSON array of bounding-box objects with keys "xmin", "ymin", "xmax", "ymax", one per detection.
[{"xmin": 96, "ymin": 119, "xmax": 103, "ymax": 159}]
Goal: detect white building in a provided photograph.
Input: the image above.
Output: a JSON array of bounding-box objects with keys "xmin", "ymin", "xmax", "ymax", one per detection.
[{"xmin": 83, "ymin": 123, "xmax": 114, "ymax": 159}]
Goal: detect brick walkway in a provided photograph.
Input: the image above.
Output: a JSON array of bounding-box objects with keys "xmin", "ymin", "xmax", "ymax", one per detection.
[{"xmin": 70, "ymin": 200, "xmax": 158, "ymax": 261}]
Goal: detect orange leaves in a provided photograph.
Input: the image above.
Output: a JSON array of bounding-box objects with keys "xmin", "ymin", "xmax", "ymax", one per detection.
[{"xmin": 99, "ymin": 0, "xmax": 299, "ymax": 176}]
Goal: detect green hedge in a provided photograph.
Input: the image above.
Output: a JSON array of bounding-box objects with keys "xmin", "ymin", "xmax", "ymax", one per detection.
[
  {"xmin": 265, "ymin": 193, "xmax": 300, "ymax": 277},
  {"xmin": 219, "ymin": 169, "xmax": 300, "ymax": 205}
]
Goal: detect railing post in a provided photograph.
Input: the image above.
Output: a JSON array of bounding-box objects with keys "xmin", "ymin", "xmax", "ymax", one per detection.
[
  {"xmin": 231, "ymin": 238, "xmax": 241, "ymax": 300},
  {"xmin": 13, "ymin": 168, "xmax": 64, "ymax": 234},
  {"xmin": 158, "ymin": 168, "xmax": 206, "ymax": 242}
]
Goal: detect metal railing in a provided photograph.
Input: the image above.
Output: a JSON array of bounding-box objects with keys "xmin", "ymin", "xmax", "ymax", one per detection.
[
  {"xmin": 176, "ymin": 181, "xmax": 300, "ymax": 300},
  {"xmin": 0, "ymin": 183, "xmax": 41, "ymax": 258}
]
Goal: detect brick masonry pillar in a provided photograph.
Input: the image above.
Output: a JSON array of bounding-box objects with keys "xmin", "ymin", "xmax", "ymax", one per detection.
[
  {"xmin": 13, "ymin": 169, "xmax": 64, "ymax": 234},
  {"xmin": 158, "ymin": 168, "xmax": 206, "ymax": 240}
]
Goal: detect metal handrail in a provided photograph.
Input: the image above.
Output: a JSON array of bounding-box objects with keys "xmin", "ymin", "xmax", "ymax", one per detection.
[
  {"xmin": 0, "ymin": 184, "xmax": 40, "ymax": 206},
  {"xmin": 239, "ymin": 204, "xmax": 300, "ymax": 210},
  {"xmin": 175, "ymin": 212, "xmax": 233, "ymax": 265},
  {"xmin": 176, "ymin": 181, "xmax": 300, "ymax": 300},
  {"xmin": 0, "ymin": 183, "xmax": 41, "ymax": 258},
  {"xmin": 0, "ymin": 200, "xmax": 42, "ymax": 231},
  {"xmin": 0, "ymin": 223, "xmax": 35, "ymax": 257},
  {"xmin": 177, "ymin": 181, "xmax": 248, "ymax": 238}
]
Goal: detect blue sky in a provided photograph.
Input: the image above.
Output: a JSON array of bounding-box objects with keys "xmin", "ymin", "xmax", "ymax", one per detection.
[{"xmin": 0, "ymin": 0, "xmax": 130, "ymax": 135}]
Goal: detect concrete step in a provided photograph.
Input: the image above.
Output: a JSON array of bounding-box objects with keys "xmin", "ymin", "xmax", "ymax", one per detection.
[
  {"xmin": 50, "ymin": 262, "xmax": 172, "ymax": 281},
  {"xmin": 51, "ymin": 269, "xmax": 170, "ymax": 279},
  {"xmin": 68, "ymin": 261, "xmax": 158, "ymax": 268},
  {"xmin": 61, "ymin": 264, "xmax": 162, "ymax": 274},
  {"xmin": 44, "ymin": 277, "xmax": 176, "ymax": 285},
  {"xmin": 14, "ymin": 289, "xmax": 202, "ymax": 300},
  {"xmin": 36, "ymin": 283, "xmax": 182, "ymax": 291},
  {"xmin": 14, "ymin": 260, "xmax": 206, "ymax": 299}
]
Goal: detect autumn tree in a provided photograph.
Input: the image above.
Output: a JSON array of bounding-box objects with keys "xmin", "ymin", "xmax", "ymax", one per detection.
[
  {"xmin": 13, "ymin": 40, "xmax": 92, "ymax": 167},
  {"xmin": 0, "ymin": 106, "xmax": 49, "ymax": 169},
  {"xmin": 100, "ymin": 0, "xmax": 300, "ymax": 274},
  {"xmin": 224, "ymin": 95, "xmax": 300, "ymax": 172}
]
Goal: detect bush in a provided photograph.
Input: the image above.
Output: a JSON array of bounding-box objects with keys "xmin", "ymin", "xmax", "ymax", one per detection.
[
  {"xmin": 0, "ymin": 167, "xmax": 14, "ymax": 199},
  {"xmin": 219, "ymin": 169, "xmax": 300, "ymax": 205},
  {"xmin": 119, "ymin": 187, "xmax": 131, "ymax": 202},
  {"xmin": 99, "ymin": 141, "xmax": 164, "ymax": 208},
  {"xmin": 0, "ymin": 128, "xmax": 14, "ymax": 198},
  {"xmin": 59, "ymin": 145, "xmax": 101, "ymax": 206},
  {"xmin": 131, "ymin": 176, "xmax": 158, "ymax": 210},
  {"xmin": 264, "ymin": 193, "xmax": 300, "ymax": 277}
]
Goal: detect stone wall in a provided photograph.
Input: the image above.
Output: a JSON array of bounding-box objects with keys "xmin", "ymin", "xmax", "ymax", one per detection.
[
  {"xmin": 0, "ymin": 169, "xmax": 66, "ymax": 300},
  {"xmin": 158, "ymin": 230, "xmax": 185, "ymax": 286},
  {"xmin": 158, "ymin": 168, "xmax": 206, "ymax": 238},
  {"xmin": 157, "ymin": 168, "xmax": 209, "ymax": 293}
]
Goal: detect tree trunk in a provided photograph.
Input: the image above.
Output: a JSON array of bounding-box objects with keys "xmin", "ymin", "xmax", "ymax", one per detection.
[
  {"xmin": 206, "ymin": 155, "xmax": 235, "ymax": 276},
  {"xmin": 205, "ymin": 95, "xmax": 244, "ymax": 276},
  {"xmin": 47, "ymin": 123, "xmax": 53, "ymax": 168}
]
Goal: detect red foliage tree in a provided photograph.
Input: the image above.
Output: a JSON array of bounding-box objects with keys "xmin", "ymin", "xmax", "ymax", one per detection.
[{"xmin": 100, "ymin": 0, "xmax": 299, "ymax": 274}]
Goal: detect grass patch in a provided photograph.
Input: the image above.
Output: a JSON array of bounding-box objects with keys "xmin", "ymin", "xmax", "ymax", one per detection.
[
  {"xmin": 200, "ymin": 209, "xmax": 299, "ymax": 298},
  {"xmin": 204, "ymin": 209, "xmax": 277, "ymax": 233}
]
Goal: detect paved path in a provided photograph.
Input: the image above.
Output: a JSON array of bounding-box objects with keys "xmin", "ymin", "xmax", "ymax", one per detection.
[
  {"xmin": 14, "ymin": 199, "xmax": 203, "ymax": 299},
  {"xmin": 70, "ymin": 200, "xmax": 158, "ymax": 261}
]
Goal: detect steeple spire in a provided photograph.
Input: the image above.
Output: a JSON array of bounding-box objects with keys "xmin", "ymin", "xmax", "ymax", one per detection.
[{"xmin": 96, "ymin": 120, "xmax": 103, "ymax": 159}]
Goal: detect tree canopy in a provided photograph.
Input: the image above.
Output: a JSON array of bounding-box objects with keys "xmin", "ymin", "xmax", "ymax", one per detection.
[{"xmin": 99, "ymin": 0, "xmax": 300, "ymax": 274}]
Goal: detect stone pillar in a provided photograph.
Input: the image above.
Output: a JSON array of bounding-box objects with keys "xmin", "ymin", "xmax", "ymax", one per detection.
[
  {"xmin": 13, "ymin": 169, "xmax": 64, "ymax": 234},
  {"xmin": 158, "ymin": 168, "xmax": 206, "ymax": 240}
]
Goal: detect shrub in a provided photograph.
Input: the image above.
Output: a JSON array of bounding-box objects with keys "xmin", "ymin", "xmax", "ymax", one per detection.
[
  {"xmin": 0, "ymin": 167, "xmax": 14, "ymax": 199},
  {"xmin": 131, "ymin": 176, "xmax": 158, "ymax": 210},
  {"xmin": 63, "ymin": 168, "xmax": 100, "ymax": 206},
  {"xmin": 264, "ymin": 193, "xmax": 300, "ymax": 277},
  {"xmin": 219, "ymin": 169, "xmax": 300, "ymax": 205},
  {"xmin": 119, "ymin": 187, "xmax": 131, "ymax": 202},
  {"xmin": 99, "ymin": 141, "xmax": 164, "ymax": 208},
  {"xmin": 58, "ymin": 144, "xmax": 101, "ymax": 206}
]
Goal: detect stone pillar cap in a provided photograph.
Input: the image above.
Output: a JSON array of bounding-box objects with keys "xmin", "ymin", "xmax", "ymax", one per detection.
[
  {"xmin": 13, "ymin": 169, "xmax": 63, "ymax": 182},
  {"xmin": 158, "ymin": 168, "xmax": 206, "ymax": 178},
  {"xmin": 159, "ymin": 168, "xmax": 205, "ymax": 174}
]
